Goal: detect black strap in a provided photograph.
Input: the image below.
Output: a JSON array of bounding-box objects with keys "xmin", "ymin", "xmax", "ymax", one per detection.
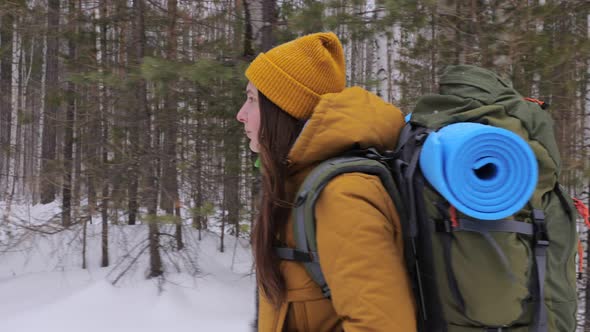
[
  {"xmin": 453, "ymin": 218, "xmax": 534, "ymax": 235},
  {"xmin": 396, "ymin": 124, "xmax": 416, "ymax": 151},
  {"xmin": 401, "ymin": 140, "xmax": 426, "ymax": 317},
  {"xmin": 532, "ymin": 209, "xmax": 549, "ymax": 332},
  {"xmin": 413, "ymin": 175, "xmax": 447, "ymax": 331},
  {"xmin": 405, "ymin": 142, "xmax": 422, "ymax": 238},
  {"xmin": 441, "ymin": 231, "xmax": 466, "ymax": 313},
  {"xmin": 392, "ymin": 125, "xmax": 445, "ymax": 332},
  {"xmin": 275, "ymin": 247, "xmax": 319, "ymax": 263}
]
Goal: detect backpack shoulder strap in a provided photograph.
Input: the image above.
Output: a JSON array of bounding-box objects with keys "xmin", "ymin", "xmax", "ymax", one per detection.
[{"xmin": 275, "ymin": 153, "xmax": 401, "ymax": 298}]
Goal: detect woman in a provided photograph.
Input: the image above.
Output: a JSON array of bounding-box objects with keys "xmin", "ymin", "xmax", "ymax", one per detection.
[{"xmin": 237, "ymin": 32, "xmax": 416, "ymax": 332}]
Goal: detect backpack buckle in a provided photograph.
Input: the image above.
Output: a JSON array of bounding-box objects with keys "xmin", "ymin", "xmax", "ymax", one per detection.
[
  {"xmin": 433, "ymin": 202, "xmax": 454, "ymax": 233},
  {"xmin": 532, "ymin": 209, "xmax": 549, "ymax": 246},
  {"xmin": 364, "ymin": 147, "xmax": 399, "ymax": 162},
  {"xmin": 435, "ymin": 218, "xmax": 452, "ymax": 233},
  {"xmin": 415, "ymin": 132, "xmax": 429, "ymax": 143},
  {"xmin": 364, "ymin": 148, "xmax": 383, "ymax": 160}
]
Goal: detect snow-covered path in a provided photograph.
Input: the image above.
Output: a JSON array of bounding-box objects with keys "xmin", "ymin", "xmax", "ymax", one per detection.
[{"xmin": 0, "ymin": 203, "xmax": 256, "ymax": 332}]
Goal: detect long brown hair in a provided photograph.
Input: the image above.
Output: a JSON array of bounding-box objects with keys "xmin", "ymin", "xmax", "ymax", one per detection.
[{"xmin": 253, "ymin": 91, "xmax": 305, "ymax": 307}]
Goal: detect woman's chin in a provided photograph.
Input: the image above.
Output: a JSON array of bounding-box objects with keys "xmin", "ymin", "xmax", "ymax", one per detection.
[{"xmin": 249, "ymin": 142, "xmax": 260, "ymax": 153}]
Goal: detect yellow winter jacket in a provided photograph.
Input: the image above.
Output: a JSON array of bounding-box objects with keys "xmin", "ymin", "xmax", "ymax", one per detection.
[{"xmin": 257, "ymin": 87, "xmax": 417, "ymax": 332}]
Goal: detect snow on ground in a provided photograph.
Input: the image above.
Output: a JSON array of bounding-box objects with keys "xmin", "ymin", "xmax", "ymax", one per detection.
[{"xmin": 0, "ymin": 202, "xmax": 256, "ymax": 332}]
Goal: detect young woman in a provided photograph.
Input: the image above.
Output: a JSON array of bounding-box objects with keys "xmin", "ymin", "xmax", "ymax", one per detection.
[{"xmin": 236, "ymin": 32, "xmax": 416, "ymax": 332}]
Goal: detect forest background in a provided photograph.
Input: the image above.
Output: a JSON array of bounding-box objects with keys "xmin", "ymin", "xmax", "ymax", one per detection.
[{"xmin": 0, "ymin": 0, "xmax": 589, "ymax": 330}]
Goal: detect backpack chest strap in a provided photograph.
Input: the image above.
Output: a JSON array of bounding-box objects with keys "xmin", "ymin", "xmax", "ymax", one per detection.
[
  {"xmin": 444, "ymin": 218, "xmax": 534, "ymax": 236},
  {"xmin": 275, "ymin": 247, "xmax": 319, "ymax": 263}
]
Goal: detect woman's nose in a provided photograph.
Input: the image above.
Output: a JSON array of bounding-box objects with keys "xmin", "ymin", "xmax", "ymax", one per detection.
[{"xmin": 236, "ymin": 106, "xmax": 246, "ymax": 123}]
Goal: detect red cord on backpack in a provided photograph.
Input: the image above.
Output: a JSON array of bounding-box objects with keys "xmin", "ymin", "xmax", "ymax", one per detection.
[
  {"xmin": 448, "ymin": 205, "xmax": 459, "ymax": 228},
  {"xmin": 573, "ymin": 198, "xmax": 590, "ymax": 228},
  {"xmin": 524, "ymin": 97, "xmax": 544, "ymax": 106},
  {"xmin": 573, "ymin": 198, "xmax": 589, "ymax": 274}
]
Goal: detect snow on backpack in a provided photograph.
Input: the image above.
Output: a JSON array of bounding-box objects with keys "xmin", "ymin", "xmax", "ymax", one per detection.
[{"xmin": 275, "ymin": 65, "xmax": 581, "ymax": 332}]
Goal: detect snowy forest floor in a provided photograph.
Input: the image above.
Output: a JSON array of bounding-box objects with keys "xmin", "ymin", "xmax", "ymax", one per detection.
[
  {"xmin": 0, "ymin": 201, "xmax": 256, "ymax": 332},
  {"xmin": 1, "ymin": 201, "xmax": 587, "ymax": 331}
]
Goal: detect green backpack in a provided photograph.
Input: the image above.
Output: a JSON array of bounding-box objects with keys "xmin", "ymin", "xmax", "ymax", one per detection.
[{"xmin": 275, "ymin": 65, "xmax": 578, "ymax": 332}]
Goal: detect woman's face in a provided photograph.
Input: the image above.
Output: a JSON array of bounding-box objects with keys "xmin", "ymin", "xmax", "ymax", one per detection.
[{"xmin": 236, "ymin": 82, "xmax": 261, "ymax": 153}]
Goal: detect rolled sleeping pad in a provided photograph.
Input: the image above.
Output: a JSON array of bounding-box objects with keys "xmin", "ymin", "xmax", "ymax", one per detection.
[{"xmin": 419, "ymin": 122, "xmax": 538, "ymax": 220}]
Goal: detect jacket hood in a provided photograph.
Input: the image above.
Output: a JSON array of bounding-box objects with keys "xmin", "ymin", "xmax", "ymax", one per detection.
[{"xmin": 287, "ymin": 86, "xmax": 405, "ymax": 173}]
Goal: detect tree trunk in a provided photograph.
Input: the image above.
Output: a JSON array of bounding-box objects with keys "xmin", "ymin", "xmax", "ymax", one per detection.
[
  {"xmin": 192, "ymin": 115, "xmax": 206, "ymax": 241},
  {"xmin": 0, "ymin": 10, "xmax": 14, "ymax": 199},
  {"xmin": 126, "ymin": 0, "xmax": 139, "ymax": 226},
  {"xmin": 429, "ymin": 2, "xmax": 437, "ymax": 93},
  {"xmin": 220, "ymin": 198, "xmax": 225, "ymax": 253},
  {"xmin": 132, "ymin": 0, "xmax": 162, "ymax": 277},
  {"xmin": 160, "ymin": 0, "xmax": 183, "ymax": 250},
  {"xmin": 224, "ymin": 120, "xmax": 241, "ymax": 238},
  {"xmin": 86, "ymin": 90, "xmax": 97, "ymax": 213},
  {"xmin": 73, "ymin": 91, "xmax": 82, "ymax": 211},
  {"xmin": 111, "ymin": 5, "xmax": 125, "ymax": 219},
  {"xmin": 31, "ymin": 28, "xmax": 43, "ymax": 204},
  {"xmin": 62, "ymin": 0, "xmax": 77, "ymax": 227},
  {"xmin": 99, "ymin": 0, "xmax": 109, "ymax": 268},
  {"xmin": 82, "ymin": 215, "xmax": 87, "ymax": 269},
  {"xmin": 40, "ymin": 0, "xmax": 60, "ymax": 204},
  {"xmin": 242, "ymin": 0, "xmax": 255, "ymax": 58},
  {"xmin": 261, "ymin": 0, "xmax": 276, "ymax": 51},
  {"xmin": 13, "ymin": 24, "xmax": 23, "ymax": 200}
]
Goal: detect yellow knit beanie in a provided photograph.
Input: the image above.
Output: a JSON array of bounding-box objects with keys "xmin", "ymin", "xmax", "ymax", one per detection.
[{"xmin": 245, "ymin": 32, "xmax": 346, "ymax": 120}]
